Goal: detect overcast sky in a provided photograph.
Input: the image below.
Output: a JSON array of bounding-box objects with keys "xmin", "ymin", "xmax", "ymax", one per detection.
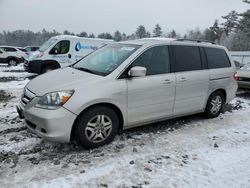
[{"xmin": 0, "ymin": 0, "xmax": 248, "ymax": 35}]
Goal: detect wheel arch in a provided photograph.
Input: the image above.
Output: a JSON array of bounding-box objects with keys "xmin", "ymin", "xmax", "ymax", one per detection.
[
  {"xmin": 7, "ymin": 56, "xmax": 19, "ymax": 63},
  {"xmin": 70, "ymin": 102, "xmax": 124, "ymax": 141},
  {"xmin": 41, "ymin": 60, "xmax": 60, "ymax": 71},
  {"xmin": 210, "ymin": 88, "xmax": 227, "ymax": 102}
]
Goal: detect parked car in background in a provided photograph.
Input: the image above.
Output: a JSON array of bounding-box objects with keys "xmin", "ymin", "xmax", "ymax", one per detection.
[
  {"xmin": 0, "ymin": 46, "xmax": 26, "ymax": 66},
  {"xmin": 24, "ymin": 35, "xmax": 114, "ymax": 74},
  {"xmin": 230, "ymin": 51, "xmax": 250, "ymax": 69},
  {"xmin": 237, "ymin": 62, "xmax": 250, "ymax": 90},
  {"xmin": 0, "ymin": 46, "xmax": 28, "ymax": 65},
  {"xmin": 17, "ymin": 47, "xmax": 29, "ymax": 58},
  {"xmin": 17, "ymin": 38, "xmax": 237, "ymax": 148},
  {"xmin": 0, "ymin": 48, "xmax": 9, "ymax": 64},
  {"xmin": 25, "ymin": 46, "xmax": 39, "ymax": 55}
]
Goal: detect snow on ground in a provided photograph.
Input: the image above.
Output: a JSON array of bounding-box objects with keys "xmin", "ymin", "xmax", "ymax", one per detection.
[{"xmin": 0, "ymin": 65, "xmax": 250, "ymax": 188}]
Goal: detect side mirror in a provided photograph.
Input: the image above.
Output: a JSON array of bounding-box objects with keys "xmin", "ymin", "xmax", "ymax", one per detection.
[
  {"xmin": 128, "ymin": 66, "xmax": 146, "ymax": 77},
  {"xmin": 50, "ymin": 48, "xmax": 58, "ymax": 55}
]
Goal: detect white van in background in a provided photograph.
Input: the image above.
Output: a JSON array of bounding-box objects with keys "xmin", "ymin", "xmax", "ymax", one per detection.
[{"xmin": 24, "ymin": 35, "xmax": 114, "ymax": 74}]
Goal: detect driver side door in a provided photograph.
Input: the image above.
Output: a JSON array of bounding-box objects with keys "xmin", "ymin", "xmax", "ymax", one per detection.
[
  {"xmin": 126, "ymin": 45, "xmax": 176, "ymax": 126},
  {"xmin": 49, "ymin": 40, "xmax": 72, "ymax": 67}
]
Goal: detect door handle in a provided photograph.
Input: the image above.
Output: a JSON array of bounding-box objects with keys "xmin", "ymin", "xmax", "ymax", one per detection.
[
  {"xmin": 179, "ymin": 77, "xmax": 188, "ymax": 82},
  {"xmin": 163, "ymin": 79, "xmax": 173, "ymax": 84},
  {"xmin": 68, "ymin": 54, "xmax": 71, "ymax": 59}
]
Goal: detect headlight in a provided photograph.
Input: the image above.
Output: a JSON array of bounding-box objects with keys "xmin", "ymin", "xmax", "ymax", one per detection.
[{"xmin": 35, "ymin": 90, "xmax": 74, "ymax": 110}]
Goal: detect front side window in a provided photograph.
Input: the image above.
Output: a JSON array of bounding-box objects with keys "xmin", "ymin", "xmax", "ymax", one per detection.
[
  {"xmin": 73, "ymin": 44, "xmax": 140, "ymax": 76},
  {"xmin": 174, "ymin": 45, "xmax": 202, "ymax": 72},
  {"xmin": 205, "ymin": 47, "xmax": 231, "ymax": 69},
  {"xmin": 132, "ymin": 46, "xmax": 170, "ymax": 75},
  {"xmin": 49, "ymin": 40, "xmax": 70, "ymax": 55}
]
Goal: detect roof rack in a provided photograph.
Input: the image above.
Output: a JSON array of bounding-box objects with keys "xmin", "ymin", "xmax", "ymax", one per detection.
[{"xmin": 176, "ymin": 38, "xmax": 216, "ymax": 45}]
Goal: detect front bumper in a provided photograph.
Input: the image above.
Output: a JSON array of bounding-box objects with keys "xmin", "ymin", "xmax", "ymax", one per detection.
[
  {"xmin": 17, "ymin": 98, "xmax": 77, "ymax": 143},
  {"xmin": 24, "ymin": 60, "xmax": 43, "ymax": 74}
]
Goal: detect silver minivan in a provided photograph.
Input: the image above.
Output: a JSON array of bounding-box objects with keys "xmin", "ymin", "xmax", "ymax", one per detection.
[{"xmin": 17, "ymin": 38, "xmax": 238, "ymax": 148}]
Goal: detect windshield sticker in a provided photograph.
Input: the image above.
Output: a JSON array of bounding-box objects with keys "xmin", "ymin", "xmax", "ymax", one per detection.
[{"xmin": 75, "ymin": 42, "xmax": 98, "ymax": 51}]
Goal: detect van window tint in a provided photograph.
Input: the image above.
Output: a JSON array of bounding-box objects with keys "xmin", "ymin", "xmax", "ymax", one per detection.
[
  {"xmin": 205, "ymin": 47, "xmax": 231, "ymax": 68},
  {"xmin": 49, "ymin": 40, "xmax": 70, "ymax": 55},
  {"xmin": 132, "ymin": 46, "xmax": 170, "ymax": 75},
  {"xmin": 174, "ymin": 46, "xmax": 202, "ymax": 72}
]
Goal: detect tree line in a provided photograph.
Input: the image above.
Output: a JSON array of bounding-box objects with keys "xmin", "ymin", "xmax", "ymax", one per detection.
[{"xmin": 0, "ymin": 1, "xmax": 249, "ymax": 51}]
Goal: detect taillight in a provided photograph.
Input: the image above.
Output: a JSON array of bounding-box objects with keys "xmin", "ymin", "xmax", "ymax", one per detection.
[{"xmin": 234, "ymin": 72, "xmax": 238, "ymax": 81}]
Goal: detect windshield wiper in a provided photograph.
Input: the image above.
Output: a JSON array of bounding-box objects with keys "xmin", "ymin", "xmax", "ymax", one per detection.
[
  {"xmin": 74, "ymin": 67, "xmax": 95, "ymax": 73},
  {"xmin": 74, "ymin": 66, "xmax": 104, "ymax": 76}
]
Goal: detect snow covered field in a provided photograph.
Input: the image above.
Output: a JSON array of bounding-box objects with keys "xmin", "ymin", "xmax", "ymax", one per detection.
[{"xmin": 1, "ymin": 64, "xmax": 250, "ymax": 188}]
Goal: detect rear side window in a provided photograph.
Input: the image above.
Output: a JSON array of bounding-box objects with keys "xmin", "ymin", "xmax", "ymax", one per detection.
[
  {"xmin": 205, "ymin": 47, "xmax": 231, "ymax": 69},
  {"xmin": 174, "ymin": 46, "xmax": 202, "ymax": 72},
  {"xmin": 4, "ymin": 47, "xmax": 17, "ymax": 52}
]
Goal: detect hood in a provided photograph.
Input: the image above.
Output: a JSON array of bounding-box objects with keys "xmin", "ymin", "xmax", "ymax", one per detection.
[
  {"xmin": 27, "ymin": 51, "xmax": 42, "ymax": 61},
  {"xmin": 237, "ymin": 68, "xmax": 250, "ymax": 78},
  {"xmin": 26, "ymin": 67, "xmax": 101, "ymax": 96}
]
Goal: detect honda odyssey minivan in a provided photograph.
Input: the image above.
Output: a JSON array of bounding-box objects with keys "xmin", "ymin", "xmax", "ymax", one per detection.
[{"xmin": 17, "ymin": 38, "xmax": 237, "ymax": 148}]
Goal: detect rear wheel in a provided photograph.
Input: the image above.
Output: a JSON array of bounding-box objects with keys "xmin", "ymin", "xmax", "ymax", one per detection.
[
  {"xmin": 41, "ymin": 65, "xmax": 55, "ymax": 73},
  {"xmin": 74, "ymin": 106, "xmax": 119, "ymax": 149},
  {"xmin": 205, "ymin": 91, "xmax": 225, "ymax": 118},
  {"xmin": 8, "ymin": 59, "xmax": 18, "ymax": 66}
]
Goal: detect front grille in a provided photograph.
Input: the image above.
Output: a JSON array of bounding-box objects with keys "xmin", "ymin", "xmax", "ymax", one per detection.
[
  {"xmin": 21, "ymin": 88, "xmax": 36, "ymax": 106},
  {"xmin": 238, "ymin": 77, "xmax": 250, "ymax": 82}
]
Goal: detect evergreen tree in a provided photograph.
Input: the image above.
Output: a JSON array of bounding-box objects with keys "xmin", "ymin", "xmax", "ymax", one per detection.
[
  {"xmin": 221, "ymin": 11, "xmax": 239, "ymax": 35},
  {"xmin": 121, "ymin": 33, "xmax": 127, "ymax": 41},
  {"xmin": 209, "ymin": 20, "xmax": 223, "ymax": 41},
  {"xmin": 168, "ymin": 30, "xmax": 177, "ymax": 38},
  {"xmin": 113, "ymin": 30, "xmax": 122, "ymax": 41},
  {"xmin": 78, "ymin": 31, "xmax": 88, "ymax": 37},
  {"xmin": 63, "ymin": 30, "xmax": 71, "ymax": 35},
  {"xmin": 88, "ymin": 33, "xmax": 95, "ymax": 38},
  {"xmin": 135, "ymin": 25, "xmax": 147, "ymax": 38},
  {"xmin": 153, "ymin": 24, "xmax": 162, "ymax": 37},
  {"xmin": 238, "ymin": 10, "xmax": 250, "ymax": 36},
  {"xmin": 98, "ymin": 32, "xmax": 113, "ymax": 39}
]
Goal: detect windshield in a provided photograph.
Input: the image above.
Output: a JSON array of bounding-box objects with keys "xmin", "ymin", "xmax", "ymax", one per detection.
[
  {"xmin": 18, "ymin": 48, "xmax": 27, "ymax": 52},
  {"xmin": 39, "ymin": 38, "xmax": 58, "ymax": 52},
  {"xmin": 73, "ymin": 44, "xmax": 140, "ymax": 76}
]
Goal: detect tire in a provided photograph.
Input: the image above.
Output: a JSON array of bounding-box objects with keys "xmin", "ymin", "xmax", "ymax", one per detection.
[
  {"xmin": 74, "ymin": 106, "xmax": 119, "ymax": 149},
  {"xmin": 205, "ymin": 91, "xmax": 225, "ymax": 118},
  {"xmin": 8, "ymin": 59, "xmax": 18, "ymax": 66},
  {"xmin": 41, "ymin": 65, "xmax": 55, "ymax": 73}
]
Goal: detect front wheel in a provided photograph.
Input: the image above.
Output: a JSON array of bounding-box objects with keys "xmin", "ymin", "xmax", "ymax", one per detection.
[
  {"xmin": 8, "ymin": 59, "xmax": 18, "ymax": 66},
  {"xmin": 41, "ymin": 65, "xmax": 55, "ymax": 73},
  {"xmin": 205, "ymin": 91, "xmax": 225, "ymax": 118},
  {"xmin": 74, "ymin": 106, "xmax": 119, "ymax": 149}
]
